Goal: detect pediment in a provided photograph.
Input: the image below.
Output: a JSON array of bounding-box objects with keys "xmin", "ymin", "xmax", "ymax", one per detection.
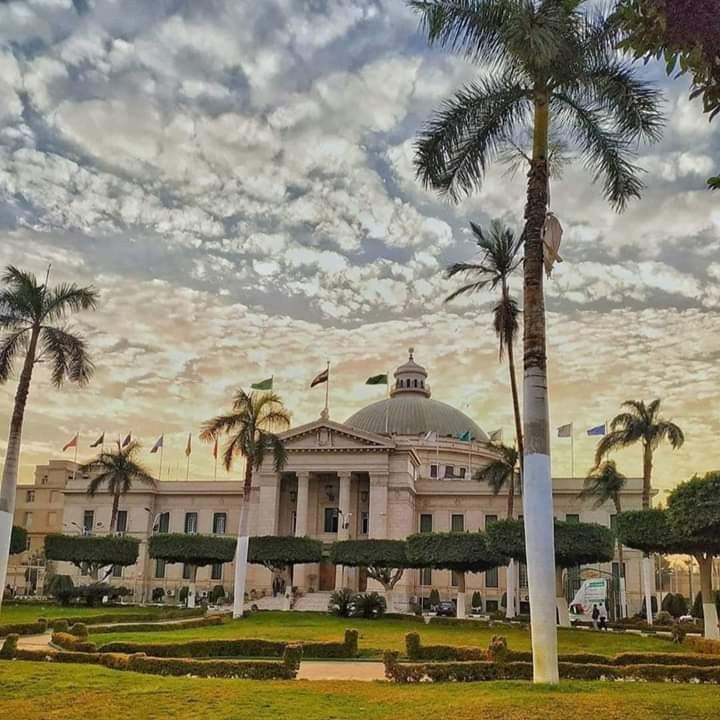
[{"xmin": 280, "ymin": 419, "xmax": 394, "ymax": 452}]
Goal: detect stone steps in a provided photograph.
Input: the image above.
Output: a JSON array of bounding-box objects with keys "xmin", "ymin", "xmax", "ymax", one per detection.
[{"xmin": 293, "ymin": 591, "xmax": 333, "ymax": 612}]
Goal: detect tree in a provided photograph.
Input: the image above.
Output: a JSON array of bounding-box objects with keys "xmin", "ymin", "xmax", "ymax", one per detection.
[
  {"xmin": 45, "ymin": 574, "xmax": 74, "ymax": 605},
  {"xmin": 410, "ymin": 0, "xmax": 662, "ymax": 683},
  {"xmin": 579, "ymin": 460, "xmax": 628, "ymax": 616},
  {"xmin": 595, "ymin": 398, "xmax": 684, "ymax": 625},
  {"xmin": 200, "ymin": 389, "xmax": 290, "ymax": 619},
  {"xmin": 407, "ymin": 531, "xmax": 505, "ymax": 618},
  {"xmin": 0, "ymin": 266, "xmax": 97, "ymax": 609},
  {"xmin": 248, "ymin": 536, "xmax": 322, "ymax": 573},
  {"xmin": 82, "ymin": 442, "xmax": 157, "ymax": 532},
  {"xmin": 148, "ymin": 533, "xmax": 235, "ymax": 609},
  {"xmin": 330, "ymin": 539, "xmax": 411, "ymax": 613},
  {"xmin": 487, "ymin": 518, "xmax": 614, "ymax": 626},
  {"xmin": 9, "ymin": 525, "xmax": 27, "ymax": 555},
  {"xmin": 446, "ymin": 220, "xmax": 524, "ymax": 470},
  {"xmin": 44, "ymin": 534, "xmax": 139, "ymax": 582},
  {"xmin": 475, "ymin": 442, "xmax": 520, "ymax": 618}
]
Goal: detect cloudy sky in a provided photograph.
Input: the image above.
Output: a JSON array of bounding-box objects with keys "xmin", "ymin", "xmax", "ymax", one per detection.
[{"xmin": 0, "ymin": 0, "xmax": 718, "ymax": 492}]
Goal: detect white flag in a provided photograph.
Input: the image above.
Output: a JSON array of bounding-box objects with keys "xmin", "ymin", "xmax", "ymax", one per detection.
[
  {"xmin": 489, "ymin": 428, "xmax": 503, "ymax": 443},
  {"xmin": 422, "ymin": 430, "xmax": 438, "ymax": 442}
]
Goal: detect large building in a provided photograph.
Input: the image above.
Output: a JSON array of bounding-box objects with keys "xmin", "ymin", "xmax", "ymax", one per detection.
[{"xmin": 10, "ymin": 350, "xmax": 650, "ymax": 614}]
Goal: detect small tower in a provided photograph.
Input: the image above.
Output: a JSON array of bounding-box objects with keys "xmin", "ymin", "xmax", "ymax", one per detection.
[{"xmin": 390, "ymin": 347, "xmax": 431, "ymax": 398}]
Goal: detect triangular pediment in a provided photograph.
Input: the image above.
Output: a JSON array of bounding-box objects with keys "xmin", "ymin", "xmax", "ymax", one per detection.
[{"xmin": 280, "ymin": 419, "xmax": 394, "ymax": 452}]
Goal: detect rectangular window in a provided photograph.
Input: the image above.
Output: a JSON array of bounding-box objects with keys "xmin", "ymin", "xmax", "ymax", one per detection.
[
  {"xmin": 83, "ymin": 510, "xmax": 94, "ymax": 534},
  {"xmin": 25, "ymin": 490, "xmax": 35, "ymax": 502},
  {"xmin": 486, "ymin": 566, "xmax": 498, "ymax": 588},
  {"xmin": 212, "ymin": 512, "xmax": 227, "ymax": 535},
  {"xmin": 116, "ymin": 510, "xmax": 128, "ymax": 533},
  {"xmin": 444, "ymin": 465, "xmax": 454, "ymax": 478},
  {"xmin": 459, "ymin": 467, "xmax": 466, "ymax": 479},
  {"xmin": 360, "ymin": 511, "xmax": 369, "ymax": 536},
  {"xmin": 451, "ymin": 570, "xmax": 462, "ymax": 587},
  {"xmin": 291, "ymin": 510, "xmax": 297, "ymax": 535},
  {"xmin": 430, "ymin": 464, "xmax": 438, "ymax": 479},
  {"xmin": 566, "ymin": 513, "xmax": 580, "ymax": 523},
  {"xmin": 184, "ymin": 512, "xmax": 198, "ymax": 534},
  {"xmin": 211, "ymin": 563, "xmax": 223, "ymax": 581},
  {"xmin": 183, "ymin": 563, "xmax": 192, "ymax": 580},
  {"xmin": 419, "ymin": 513, "xmax": 433, "ymax": 533},
  {"xmin": 25, "ymin": 536, "xmax": 31, "ymax": 551},
  {"xmin": 324, "ymin": 507, "xmax": 339, "ymax": 533},
  {"xmin": 610, "ymin": 514, "xmax": 617, "ymax": 531},
  {"xmin": 420, "ymin": 567, "xmax": 432, "ymax": 585},
  {"xmin": 451, "ymin": 514, "xmax": 464, "ymax": 532},
  {"xmin": 485, "ymin": 600, "xmax": 498, "ymax": 613},
  {"xmin": 484, "ymin": 514, "xmax": 498, "ymax": 530},
  {"xmin": 519, "ymin": 563, "xmax": 528, "ymax": 588},
  {"xmin": 24, "ymin": 511, "xmax": 33, "ymax": 529},
  {"xmin": 157, "ymin": 512, "xmax": 170, "ymax": 534},
  {"xmin": 112, "ymin": 565, "xmax": 122, "ymax": 578},
  {"xmin": 155, "ymin": 559, "xmax": 166, "ymax": 579}
]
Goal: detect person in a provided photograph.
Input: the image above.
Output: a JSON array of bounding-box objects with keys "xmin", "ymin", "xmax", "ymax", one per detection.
[
  {"xmin": 280, "ymin": 577, "xmax": 286, "ymax": 595},
  {"xmin": 591, "ymin": 603, "xmax": 600, "ymax": 630},
  {"xmin": 272, "ymin": 577, "xmax": 279, "ymax": 597},
  {"xmin": 598, "ymin": 602, "xmax": 609, "ymax": 631}
]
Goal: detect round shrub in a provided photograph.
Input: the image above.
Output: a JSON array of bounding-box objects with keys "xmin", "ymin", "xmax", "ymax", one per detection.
[
  {"xmin": 69, "ymin": 623, "xmax": 88, "ymax": 638},
  {"xmin": 0, "ymin": 634, "xmax": 19, "ymax": 659}
]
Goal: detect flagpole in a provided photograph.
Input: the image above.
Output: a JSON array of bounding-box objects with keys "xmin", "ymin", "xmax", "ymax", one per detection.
[
  {"xmin": 384, "ymin": 369, "xmax": 390, "ymax": 434},
  {"xmin": 186, "ymin": 453, "xmax": 190, "ymax": 481},
  {"xmin": 159, "ymin": 440, "xmax": 164, "ymax": 480},
  {"xmin": 324, "ymin": 360, "xmax": 330, "ymax": 417},
  {"xmin": 571, "ymin": 421, "xmax": 575, "ymax": 479},
  {"xmin": 74, "ymin": 432, "xmax": 78, "ymax": 464},
  {"xmin": 214, "ymin": 439, "xmax": 218, "ymax": 481}
]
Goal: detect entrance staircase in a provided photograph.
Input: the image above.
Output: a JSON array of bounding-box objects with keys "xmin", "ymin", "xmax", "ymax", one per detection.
[
  {"xmin": 293, "ymin": 591, "xmax": 333, "ymax": 612},
  {"xmin": 251, "ymin": 595, "xmax": 289, "ymax": 611}
]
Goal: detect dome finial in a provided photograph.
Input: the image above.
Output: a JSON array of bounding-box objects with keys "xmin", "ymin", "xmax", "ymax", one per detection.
[{"xmin": 408, "ymin": 347, "xmax": 414, "ymax": 361}]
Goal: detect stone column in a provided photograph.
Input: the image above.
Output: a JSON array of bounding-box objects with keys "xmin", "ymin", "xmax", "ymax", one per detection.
[
  {"xmin": 294, "ymin": 472, "xmax": 310, "ymax": 589},
  {"xmin": 335, "ymin": 472, "xmax": 352, "ymax": 589},
  {"xmin": 256, "ymin": 474, "xmax": 281, "ymax": 536},
  {"xmin": 368, "ymin": 472, "xmax": 388, "ymax": 539}
]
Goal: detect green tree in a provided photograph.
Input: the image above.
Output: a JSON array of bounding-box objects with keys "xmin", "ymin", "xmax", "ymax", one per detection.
[
  {"xmin": 82, "ymin": 442, "xmax": 157, "ymax": 532},
  {"xmin": 200, "ymin": 389, "xmax": 290, "ymax": 618},
  {"xmin": 410, "ymin": 0, "xmax": 662, "ymax": 683},
  {"xmin": 446, "ymin": 220, "xmax": 524, "ymax": 470},
  {"xmin": 0, "ymin": 266, "xmax": 97, "ymax": 608},
  {"xmin": 579, "ymin": 460, "xmax": 628, "ymax": 616},
  {"xmin": 9, "ymin": 525, "xmax": 27, "ymax": 555}
]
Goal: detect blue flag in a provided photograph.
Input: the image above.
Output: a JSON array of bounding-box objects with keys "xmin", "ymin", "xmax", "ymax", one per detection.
[{"xmin": 587, "ymin": 424, "xmax": 606, "ymax": 437}]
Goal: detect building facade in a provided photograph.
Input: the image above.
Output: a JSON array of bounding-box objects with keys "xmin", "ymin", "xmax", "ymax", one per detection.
[{"xmin": 10, "ymin": 351, "xmax": 650, "ymax": 613}]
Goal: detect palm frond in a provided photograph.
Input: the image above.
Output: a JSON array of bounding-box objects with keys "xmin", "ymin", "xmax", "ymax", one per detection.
[
  {"xmin": 492, "ymin": 294, "xmax": 520, "ymax": 360},
  {"xmin": 200, "ymin": 413, "xmax": 244, "ymax": 441},
  {"xmin": 475, "ymin": 442, "xmax": 517, "ymax": 493},
  {"xmin": 579, "ymin": 460, "xmax": 626, "ymax": 509},
  {"xmin": 42, "ymin": 283, "xmax": 98, "ymax": 323},
  {"xmin": 594, "ymin": 429, "xmax": 636, "ymax": 465},
  {"xmin": 40, "ymin": 326, "xmax": 94, "ymax": 386},
  {"xmin": 0, "ymin": 330, "xmax": 28, "ymax": 383},
  {"xmin": 265, "ymin": 433, "xmax": 288, "ymax": 474}
]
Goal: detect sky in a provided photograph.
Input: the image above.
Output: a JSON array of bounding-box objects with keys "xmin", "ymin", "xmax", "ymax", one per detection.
[{"xmin": 0, "ymin": 0, "xmax": 718, "ymax": 491}]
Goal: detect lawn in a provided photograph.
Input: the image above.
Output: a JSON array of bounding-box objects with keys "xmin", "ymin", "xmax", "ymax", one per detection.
[
  {"xmin": 94, "ymin": 611, "xmax": 681, "ymax": 657},
  {"xmin": 0, "ymin": 662, "xmax": 717, "ymax": 720},
  {"xmin": 0, "ymin": 603, "xmax": 181, "ymax": 624}
]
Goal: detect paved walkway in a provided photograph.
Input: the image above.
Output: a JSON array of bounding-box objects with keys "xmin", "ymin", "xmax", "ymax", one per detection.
[{"xmin": 297, "ymin": 661, "xmax": 386, "ymax": 681}]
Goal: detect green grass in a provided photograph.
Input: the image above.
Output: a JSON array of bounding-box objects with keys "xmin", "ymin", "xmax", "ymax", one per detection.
[
  {"xmin": 1, "ymin": 662, "xmax": 717, "ymax": 720},
  {"xmin": 94, "ymin": 611, "xmax": 681, "ymax": 657},
  {"xmin": 0, "ymin": 603, "xmax": 180, "ymax": 624}
]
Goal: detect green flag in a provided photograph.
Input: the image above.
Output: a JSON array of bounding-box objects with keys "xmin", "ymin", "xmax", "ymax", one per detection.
[
  {"xmin": 455, "ymin": 431, "xmax": 472, "ymax": 442},
  {"xmin": 366, "ymin": 374, "xmax": 388, "ymax": 385},
  {"xmin": 251, "ymin": 377, "xmax": 273, "ymax": 391}
]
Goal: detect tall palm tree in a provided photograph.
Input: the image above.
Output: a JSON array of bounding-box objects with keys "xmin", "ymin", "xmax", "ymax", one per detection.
[
  {"xmin": 82, "ymin": 442, "xmax": 157, "ymax": 532},
  {"xmin": 410, "ymin": 0, "xmax": 662, "ymax": 682},
  {"xmin": 595, "ymin": 399, "xmax": 684, "ymax": 509},
  {"xmin": 446, "ymin": 220, "xmax": 524, "ymax": 469},
  {"xmin": 200, "ymin": 389, "xmax": 290, "ymax": 618},
  {"xmin": 580, "ymin": 460, "xmax": 627, "ymax": 616},
  {"xmin": 0, "ymin": 266, "xmax": 96, "ymax": 609}
]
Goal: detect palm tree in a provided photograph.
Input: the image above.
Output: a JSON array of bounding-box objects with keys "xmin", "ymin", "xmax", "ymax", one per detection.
[
  {"xmin": 446, "ymin": 220, "xmax": 524, "ymax": 469},
  {"xmin": 580, "ymin": 460, "xmax": 627, "ymax": 617},
  {"xmin": 0, "ymin": 266, "xmax": 97, "ymax": 609},
  {"xmin": 595, "ymin": 399, "xmax": 684, "ymax": 509},
  {"xmin": 82, "ymin": 442, "xmax": 157, "ymax": 532},
  {"xmin": 200, "ymin": 389, "xmax": 291, "ymax": 618},
  {"xmin": 595, "ymin": 399, "xmax": 684, "ymax": 626},
  {"xmin": 410, "ymin": 0, "xmax": 662, "ymax": 682}
]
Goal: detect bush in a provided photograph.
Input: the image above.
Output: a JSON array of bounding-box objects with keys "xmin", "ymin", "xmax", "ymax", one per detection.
[
  {"xmin": 0, "ymin": 619, "xmax": 47, "ymax": 636},
  {"xmin": 10, "ymin": 525, "xmax": 27, "ymax": 555},
  {"xmin": 149, "ymin": 533, "xmax": 235, "ymax": 565},
  {"xmin": 655, "ymin": 610, "xmax": 673, "ymax": 625},
  {"xmin": 50, "ymin": 607, "xmax": 205, "ymax": 627},
  {"xmin": 52, "ymin": 620, "xmax": 69, "ymax": 633},
  {"xmin": 152, "ymin": 587, "xmax": 165, "ymax": 603},
  {"xmin": 210, "ymin": 585, "xmax": 226, "ymax": 604},
  {"xmin": 0, "ymin": 634, "xmax": 19, "ymax": 658},
  {"xmin": 89, "ymin": 615, "xmax": 224, "ymax": 635},
  {"xmin": 328, "ymin": 588, "xmax": 354, "ymax": 617},
  {"xmin": 350, "ymin": 591, "xmax": 386, "ymax": 619},
  {"xmin": 687, "ymin": 636, "xmax": 720, "ymax": 655},
  {"xmin": 45, "ymin": 574, "xmax": 74, "ymax": 604},
  {"xmin": 471, "ymin": 592, "xmax": 482, "ymax": 610},
  {"xmin": 429, "ymin": 588, "xmax": 440, "ymax": 607},
  {"xmin": 69, "ymin": 623, "xmax": 88, "ymax": 638},
  {"xmin": 51, "ymin": 632, "xmax": 98, "ymax": 653},
  {"xmin": 672, "ymin": 621, "xmax": 687, "ymax": 644},
  {"xmin": 45, "ymin": 534, "xmax": 139, "ymax": 568},
  {"xmin": 405, "ymin": 632, "xmax": 487, "ymax": 661}
]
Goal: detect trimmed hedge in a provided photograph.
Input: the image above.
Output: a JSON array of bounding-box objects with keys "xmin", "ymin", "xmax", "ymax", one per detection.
[
  {"xmin": 687, "ymin": 637, "xmax": 720, "ymax": 655},
  {"xmin": 51, "ymin": 632, "xmax": 98, "ymax": 653},
  {"xmin": 248, "ymin": 536, "xmax": 323, "ymax": 568},
  {"xmin": 406, "ymin": 633, "xmax": 487, "ymax": 661},
  {"xmin": 428, "ymin": 617, "xmax": 490, "ymax": 628},
  {"xmin": 330, "ymin": 539, "xmax": 411, "ymax": 569},
  {"xmin": 45, "ymin": 534, "xmax": 140, "ymax": 567},
  {"xmin": 0, "ymin": 634, "xmax": 19, "ymax": 658},
  {"xmin": 99, "ymin": 628, "xmax": 359, "ymax": 659},
  {"xmin": 149, "ymin": 533, "xmax": 235, "ymax": 565},
  {"xmin": 89, "ymin": 615, "xmax": 225, "ymax": 635},
  {"xmin": 406, "ymin": 532, "xmax": 506, "ymax": 573},
  {"xmin": 48, "ymin": 607, "xmax": 206, "ymax": 627},
  {"xmin": 0, "ymin": 619, "xmax": 47, "ymax": 636}
]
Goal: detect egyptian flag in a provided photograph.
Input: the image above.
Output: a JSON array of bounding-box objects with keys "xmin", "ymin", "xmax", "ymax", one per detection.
[
  {"xmin": 310, "ymin": 368, "xmax": 329, "ymax": 388},
  {"xmin": 121, "ymin": 432, "xmax": 132, "ymax": 447},
  {"xmin": 62, "ymin": 433, "xmax": 78, "ymax": 452},
  {"xmin": 150, "ymin": 435, "xmax": 164, "ymax": 454},
  {"xmin": 185, "ymin": 433, "xmax": 192, "ymax": 457},
  {"xmin": 90, "ymin": 433, "xmax": 105, "ymax": 448}
]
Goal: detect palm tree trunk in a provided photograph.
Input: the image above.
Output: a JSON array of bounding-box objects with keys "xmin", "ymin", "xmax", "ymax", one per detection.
[
  {"xmin": 614, "ymin": 497, "xmax": 627, "ymax": 619},
  {"xmin": 111, "ymin": 491, "xmax": 120, "ymax": 533},
  {"xmin": 697, "ymin": 554, "xmax": 719, "ymax": 640},
  {"xmin": 641, "ymin": 442, "xmax": 653, "ymax": 509},
  {"xmin": 521, "ymin": 87, "xmax": 559, "ymax": 684},
  {"xmin": 0, "ymin": 326, "xmax": 39, "ymax": 610},
  {"xmin": 504, "ymin": 294, "xmax": 524, "ymax": 472},
  {"xmin": 641, "ymin": 441, "xmax": 655, "ymax": 625},
  {"xmin": 232, "ymin": 459, "xmax": 253, "ymax": 619}
]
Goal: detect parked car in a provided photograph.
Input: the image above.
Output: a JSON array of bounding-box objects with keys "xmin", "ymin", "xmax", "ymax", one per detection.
[{"xmin": 435, "ymin": 601, "xmax": 456, "ymax": 617}]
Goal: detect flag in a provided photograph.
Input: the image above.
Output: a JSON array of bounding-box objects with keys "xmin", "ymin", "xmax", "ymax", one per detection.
[
  {"xmin": 455, "ymin": 431, "xmax": 472, "ymax": 442},
  {"xmin": 121, "ymin": 432, "xmax": 132, "ymax": 447},
  {"xmin": 185, "ymin": 433, "xmax": 192, "ymax": 457},
  {"xmin": 587, "ymin": 423, "xmax": 606, "ymax": 437},
  {"xmin": 557, "ymin": 423, "xmax": 573, "ymax": 438},
  {"xmin": 212, "ymin": 437, "xmax": 218, "ymax": 460},
  {"xmin": 251, "ymin": 377, "xmax": 273, "ymax": 390},
  {"xmin": 489, "ymin": 429, "xmax": 503, "ymax": 443},
  {"xmin": 422, "ymin": 430, "xmax": 438, "ymax": 442},
  {"xmin": 310, "ymin": 368, "xmax": 329, "ymax": 388},
  {"xmin": 150, "ymin": 435, "xmax": 164, "ymax": 454},
  {"xmin": 62, "ymin": 434, "xmax": 78, "ymax": 452},
  {"xmin": 89, "ymin": 433, "xmax": 104, "ymax": 448},
  {"xmin": 366, "ymin": 373, "xmax": 388, "ymax": 385}
]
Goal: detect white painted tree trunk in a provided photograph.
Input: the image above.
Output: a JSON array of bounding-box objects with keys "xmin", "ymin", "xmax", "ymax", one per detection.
[
  {"xmin": 619, "ymin": 576, "xmax": 628, "ymax": 619},
  {"xmin": 0, "ymin": 511, "xmax": 12, "ymax": 609},
  {"xmin": 698, "ymin": 555, "xmax": 719, "ymax": 640},
  {"xmin": 555, "ymin": 568, "xmax": 570, "ymax": 627},
  {"xmin": 384, "ymin": 587, "xmax": 394, "ymax": 614},
  {"xmin": 187, "ymin": 585, "xmax": 196, "ymax": 608},
  {"xmin": 642, "ymin": 555, "xmax": 654, "ymax": 626},
  {"xmin": 505, "ymin": 560, "xmax": 516, "ymax": 619},
  {"xmin": 456, "ymin": 573, "xmax": 466, "ymax": 618},
  {"xmin": 232, "ymin": 505, "xmax": 250, "ymax": 620}
]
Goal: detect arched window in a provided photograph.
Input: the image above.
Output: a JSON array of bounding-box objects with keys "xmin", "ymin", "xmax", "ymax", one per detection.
[{"xmin": 414, "ymin": 379, "xmax": 418, "ymax": 387}]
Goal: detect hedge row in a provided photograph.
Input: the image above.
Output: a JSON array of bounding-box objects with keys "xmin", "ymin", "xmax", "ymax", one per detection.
[
  {"xmin": 687, "ymin": 637, "xmax": 720, "ymax": 655},
  {"xmin": 99, "ymin": 629, "xmax": 359, "ymax": 659},
  {"xmin": 406, "ymin": 633, "xmax": 487, "ymax": 661},
  {"xmin": 0, "ymin": 620, "xmax": 47, "ymax": 637},
  {"xmin": 384, "ymin": 652, "xmax": 720, "ymax": 684},
  {"xmin": 427, "ymin": 617, "xmax": 491, "ymax": 628},
  {"xmin": 51, "ymin": 632, "xmax": 97, "ymax": 653},
  {"xmin": 44, "ymin": 607, "xmax": 205, "ymax": 628},
  {"xmin": 89, "ymin": 615, "xmax": 225, "ymax": 634}
]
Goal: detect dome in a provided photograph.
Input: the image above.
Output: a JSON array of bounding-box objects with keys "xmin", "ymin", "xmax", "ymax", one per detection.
[{"xmin": 345, "ymin": 349, "xmax": 488, "ymax": 440}]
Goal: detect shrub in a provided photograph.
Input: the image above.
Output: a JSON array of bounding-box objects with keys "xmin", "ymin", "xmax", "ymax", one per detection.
[
  {"xmin": 45, "ymin": 534, "xmax": 139, "ymax": 570},
  {"xmin": 126, "ymin": 654, "xmax": 299, "ymax": 680},
  {"xmin": 148, "ymin": 533, "xmax": 235, "ymax": 565},
  {"xmin": 687, "ymin": 636, "xmax": 720, "ymax": 655},
  {"xmin": 210, "ymin": 585, "xmax": 226, "ymax": 604},
  {"xmin": 89, "ymin": 615, "xmax": 224, "ymax": 635},
  {"xmin": 328, "ymin": 588, "xmax": 354, "ymax": 617},
  {"xmin": 45, "ymin": 574, "xmax": 74, "ymax": 604},
  {"xmin": 10, "ymin": 526, "xmax": 27, "ymax": 555},
  {"xmin": 69, "ymin": 623, "xmax": 88, "ymax": 638},
  {"xmin": 50, "ymin": 608, "xmax": 205, "ymax": 627},
  {"xmin": 52, "ymin": 620, "xmax": 69, "ymax": 633},
  {"xmin": 655, "ymin": 610, "xmax": 673, "ymax": 625},
  {"xmin": 152, "ymin": 587, "xmax": 165, "ymax": 603},
  {"xmin": 350, "ymin": 592, "xmax": 386, "ymax": 619},
  {"xmin": 405, "ymin": 633, "xmax": 487, "ymax": 661},
  {"xmin": 672, "ymin": 621, "xmax": 687, "ymax": 644},
  {"xmin": 471, "ymin": 592, "xmax": 482, "ymax": 610},
  {"xmin": 429, "ymin": 588, "xmax": 440, "ymax": 607},
  {"xmin": 0, "ymin": 619, "xmax": 47, "ymax": 636},
  {"xmin": 0, "ymin": 634, "xmax": 19, "ymax": 658},
  {"xmin": 51, "ymin": 632, "xmax": 97, "ymax": 653}
]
